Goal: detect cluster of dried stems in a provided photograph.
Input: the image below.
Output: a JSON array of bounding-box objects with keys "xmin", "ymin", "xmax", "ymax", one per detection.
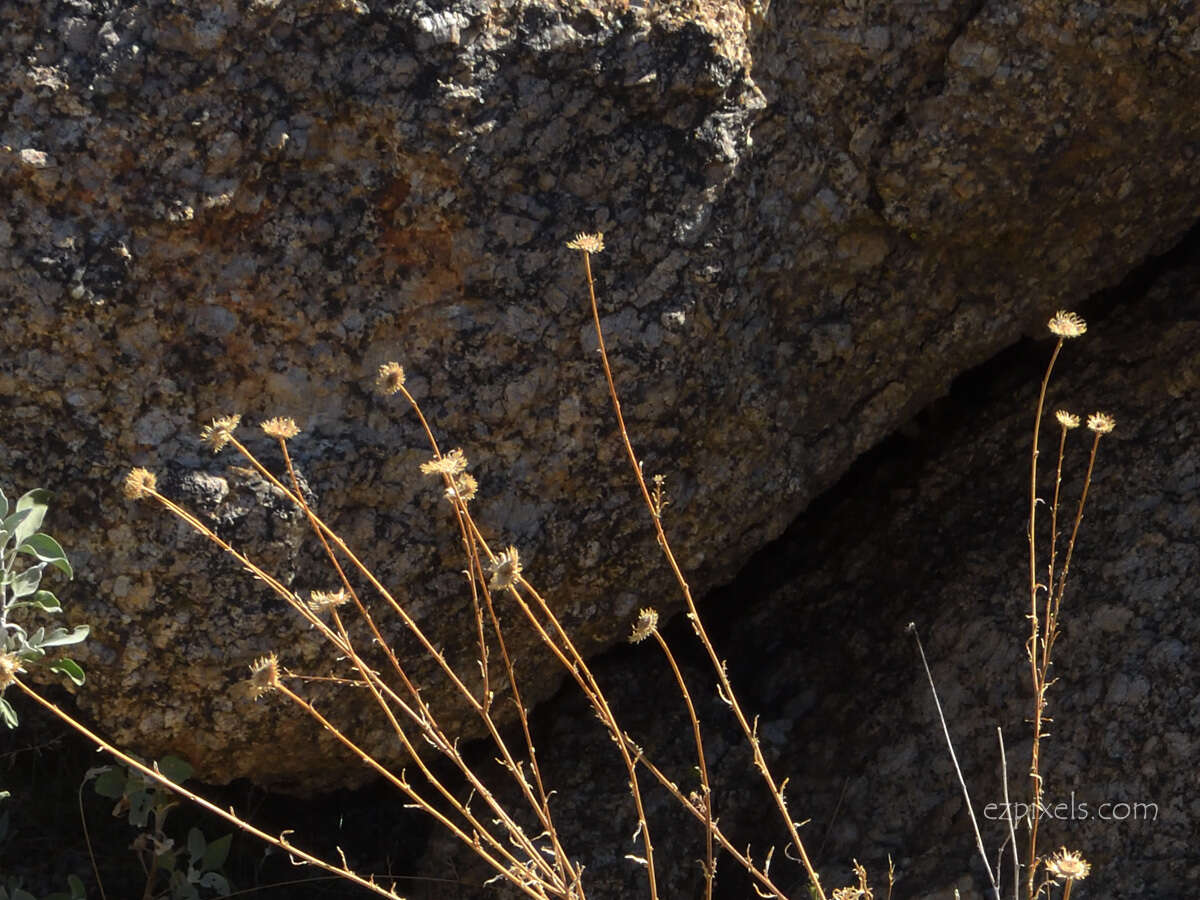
[
  {"xmin": 910, "ymin": 310, "xmax": 1109, "ymax": 900},
  {"xmin": 1020, "ymin": 311, "xmax": 1110, "ymax": 900},
  {"xmin": 5, "ymin": 246, "xmax": 1112, "ymax": 900}
]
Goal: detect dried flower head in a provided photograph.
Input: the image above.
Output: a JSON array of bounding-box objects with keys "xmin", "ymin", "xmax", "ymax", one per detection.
[
  {"xmin": 488, "ymin": 546, "xmax": 522, "ymax": 591},
  {"xmin": 420, "ymin": 448, "xmax": 468, "ymax": 477},
  {"xmin": 650, "ymin": 473, "xmax": 669, "ymax": 517},
  {"xmin": 0, "ymin": 652, "xmax": 25, "ymax": 691},
  {"xmin": 629, "ymin": 608, "xmax": 659, "ymax": 644},
  {"xmin": 200, "ymin": 414, "xmax": 242, "ymax": 454},
  {"xmin": 1046, "ymin": 847, "xmax": 1091, "ymax": 882},
  {"xmin": 566, "ymin": 232, "xmax": 605, "ymax": 254},
  {"xmin": 261, "ymin": 417, "xmax": 300, "ymax": 440},
  {"xmin": 446, "ymin": 472, "xmax": 478, "ymax": 503},
  {"xmin": 123, "ymin": 467, "xmax": 158, "ymax": 500},
  {"xmin": 375, "ymin": 362, "xmax": 406, "ymax": 396},
  {"xmin": 1048, "ymin": 310, "xmax": 1087, "ymax": 338},
  {"xmin": 307, "ymin": 589, "xmax": 351, "ymax": 614},
  {"xmin": 247, "ymin": 653, "xmax": 280, "ymax": 700},
  {"xmin": 1087, "ymin": 412, "xmax": 1115, "ymax": 434},
  {"xmin": 1055, "ymin": 410, "xmax": 1081, "ymax": 429},
  {"xmin": 830, "ymin": 860, "xmax": 873, "ymax": 900}
]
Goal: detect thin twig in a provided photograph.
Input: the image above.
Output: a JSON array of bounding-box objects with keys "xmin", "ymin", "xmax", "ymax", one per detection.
[{"xmin": 907, "ymin": 623, "xmax": 1001, "ymax": 900}]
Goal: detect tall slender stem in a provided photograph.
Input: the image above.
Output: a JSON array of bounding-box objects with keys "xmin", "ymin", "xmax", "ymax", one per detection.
[{"xmin": 577, "ymin": 242, "xmax": 825, "ymax": 899}]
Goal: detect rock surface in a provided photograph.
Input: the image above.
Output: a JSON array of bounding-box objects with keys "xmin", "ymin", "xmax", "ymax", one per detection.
[{"xmin": 2, "ymin": 0, "xmax": 1200, "ymax": 788}]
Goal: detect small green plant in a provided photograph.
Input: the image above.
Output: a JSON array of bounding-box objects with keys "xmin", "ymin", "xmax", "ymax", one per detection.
[
  {"xmin": 0, "ymin": 486, "xmax": 87, "ymax": 728},
  {"xmin": 86, "ymin": 756, "xmax": 233, "ymax": 900},
  {"xmin": 0, "ymin": 875, "xmax": 87, "ymax": 900},
  {"xmin": 1, "ymin": 487, "xmax": 91, "ymax": 899}
]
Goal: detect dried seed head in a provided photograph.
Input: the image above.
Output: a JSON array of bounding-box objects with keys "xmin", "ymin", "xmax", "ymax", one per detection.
[
  {"xmin": 629, "ymin": 608, "xmax": 659, "ymax": 643},
  {"xmin": 1047, "ymin": 310, "xmax": 1087, "ymax": 338},
  {"xmin": 488, "ymin": 546, "xmax": 522, "ymax": 591},
  {"xmin": 420, "ymin": 448, "xmax": 468, "ymax": 477},
  {"xmin": 1055, "ymin": 410, "xmax": 1081, "ymax": 429},
  {"xmin": 566, "ymin": 232, "xmax": 605, "ymax": 254},
  {"xmin": 0, "ymin": 652, "xmax": 25, "ymax": 691},
  {"xmin": 247, "ymin": 653, "xmax": 280, "ymax": 700},
  {"xmin": 375, "ymin": 362, "xmax": 406, "ymax": 396},
  {"xmin": 307, "ymin": 589, "xmax": 351, "ymax": 614},
  {"xmin": 446, "ymin": 472, "xmax": 478, "ymax": 503},
  {"xmin": 261, "ymin": 417, "xmax": 300, "ymax": 440},
  {"xmin": 200, "ymin": 414, "xmax": 242, "ymax": 453},
  {"xmin": 1087, "ymin": 412, "xmax": 1115, "ymax": 434},
  {"xmin": 123, "ymin": 467, "xmax": 158, "ymax": 500},
  {"xmin": 1045, "ymin": 848, "xmax": 1091, "ymax": 882},
  {"xmin": 650, "ymin": 473, "xmax": 669, "ymax": 516},
  {"xmin": 831, "ymin": 888, "xmax": 866, "ymax": 900}
]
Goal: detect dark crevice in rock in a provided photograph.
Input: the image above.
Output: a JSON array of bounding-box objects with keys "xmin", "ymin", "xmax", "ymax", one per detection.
[
  {"xmin": 1078, "ymin": 213, "xmax": 1200, "ymax": 325},
  {"xmin": 705, "ymin": 212, "xmax": 1200, "ymax": 631}
]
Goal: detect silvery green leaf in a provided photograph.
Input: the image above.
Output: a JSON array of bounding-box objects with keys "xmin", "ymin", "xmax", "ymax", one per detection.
[
  {"xmin": 1, "ymin": 508, "xmax": 31, "ymax": 541},
  {"xmin": 38, "ymin": 625, "xmax": 89, "ymax": 648},
  {"xmin": 187, "ymin": 826, "xmax": 207, "ymax": 861},
  {"xmin": 202, "ymin": 833, "xmax": 233, "ymax": 872},
  {"xmin": 50, "ymin": 657, "xmax": 85, "ymax": 686},
  {"xmin": 199, "ymin": 871, "xmax": 230, "ymax": 895},
  {"xmin": 17, "ymin": 533, "xmax": 72, "ymax": 579},
  {"xmin": 158, "ymin": 755, "xmax": 194, "ymax": 784},
  {"xmin": 0, "ymin": 698, "xmax": 17, "ymax": 729},
  {"xmin": 9, "ymin": 564, "xmax": 44, "ymax": 599},
  {"xmin": 90, "ymin": 766, "xmax": 127, "ymax": 799},
  {"xmin": 0, "ymin": 486, "xmax": 8, "ymax": 519},
  {"xmin": 12, "ymin": 489, "xmax": 52, "ymax": 546},
  {"xmin": 4, "ymin": 622, "xmax": 28, "ymax": 650},
  {"xmin": 27, "ymin": 590, "xmax": 62, "ymax": 612},
  {"xmin": 128, "ymin": 788, "xmax": 153, "ymax": 828},
  {"xmin": 43, "ymin": 874, "xmax": 88, "ymax": 900}
]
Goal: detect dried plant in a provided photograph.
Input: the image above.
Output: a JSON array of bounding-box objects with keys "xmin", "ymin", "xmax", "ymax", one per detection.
[
  {"xmin": 1022, "ymin": 311, "xmax": 1109, "ymax": 899},
  {"xmin": 911, "ymin": 309, "xmax": 1108, "ymax": 900},
  {"xmin": 3, "ymin": 251, "xmax": 1115, "ymax": 900}
]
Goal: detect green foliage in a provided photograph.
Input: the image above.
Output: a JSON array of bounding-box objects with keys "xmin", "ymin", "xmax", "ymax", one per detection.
[
  {"xmin": 87, "ymin": 756, "xmax": 233, "ymax": 899},
  {"xmin": 0, "ymin": 486, "xmax": 88, "ymax": 729},
  {"xmin": 0, "ymin": 875, "xmax": 87, "ymax": 900}
]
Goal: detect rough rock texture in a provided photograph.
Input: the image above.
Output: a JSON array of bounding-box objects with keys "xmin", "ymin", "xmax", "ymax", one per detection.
[
  {"xmin": 3, "ymin": 0, "xmax": 1200, "ymax": 788},
  {"xmin": 433, "ymin": 263, "xmax": 1200, "ymax": 899}
]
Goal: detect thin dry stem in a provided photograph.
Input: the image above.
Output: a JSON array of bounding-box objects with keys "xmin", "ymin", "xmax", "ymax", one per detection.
[
  {"xmin": 575, "ymin": 241, "xmax": 826, "ymax": 899},
  {"xmin": 15, "ymin": 680, "xmax": 404, "ymax": 900},
  {"xmin": 1025, "ymin": 336, "xmax": 1066, "ymax": 894},
  {"xmin": 651, "ymin": 628, "xmax": 716, "ymax": 900},
  {"xmin": 269, "ymin": 436, "xmax": 576, "ymax": 894},
  {"xmin": 147, "ymin": 436, "xmax": 573, "ymax": 896},
  {"xmin": 272, "ymin": 678, "xmax": 558, "ymax": 900}
]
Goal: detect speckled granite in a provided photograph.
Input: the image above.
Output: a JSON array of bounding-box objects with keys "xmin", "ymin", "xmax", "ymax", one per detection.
[{"xmin": 2, "ymin": 0, "xmax": 1199, "ymax": 789}]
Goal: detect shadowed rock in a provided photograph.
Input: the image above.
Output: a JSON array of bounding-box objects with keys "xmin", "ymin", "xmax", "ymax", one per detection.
[{"xmin": 2, "ymin": 0, "xmax": 1199, "ymax": 790}]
